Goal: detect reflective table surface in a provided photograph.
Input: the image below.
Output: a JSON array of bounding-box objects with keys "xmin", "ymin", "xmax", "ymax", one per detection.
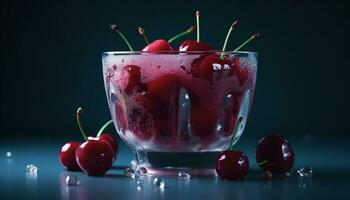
[{"xmin": 1, "ymin": 134, "xmax": 349, "ymax": 200}]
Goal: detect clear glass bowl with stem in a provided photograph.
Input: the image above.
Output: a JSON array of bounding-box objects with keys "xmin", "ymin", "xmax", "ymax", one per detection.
[{"xmin": 102, "ymin": 51, "xmax": 257, "ymax": 176}]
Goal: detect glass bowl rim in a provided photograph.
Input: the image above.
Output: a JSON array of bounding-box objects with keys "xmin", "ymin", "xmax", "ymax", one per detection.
[{"xmin": 102, "ymin": 50, "xmax": 257, "ymax": 56}]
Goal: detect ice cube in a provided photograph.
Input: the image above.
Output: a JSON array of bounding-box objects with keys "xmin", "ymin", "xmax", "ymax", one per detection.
[
  {"xmin": 178, "ymin": 170, "xmax": 191, "ymax": 180},
  {"xmin": 65, "ymin": 175, "xmax": 79, "ymax": 186},
  {"xmin": 153, "ymin": 177, "xmax": 165, "ymax": 188}
]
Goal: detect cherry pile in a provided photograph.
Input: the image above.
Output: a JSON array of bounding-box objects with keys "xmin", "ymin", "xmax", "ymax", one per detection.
[
  {"xmin": 59, "ymin": 107, "xmax": 118, "ymax": 176},
  {"xmin": 108, "ymin": 11, "xmax": 258, "ymax": 146}
]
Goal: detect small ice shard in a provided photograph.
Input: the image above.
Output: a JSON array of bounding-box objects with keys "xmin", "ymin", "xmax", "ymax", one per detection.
[
  {"xmin": 178, "ymin": 170, "xmax": 191, "ymax": 180},
  {"xmin": 137, "ymin": 167, "xmax": 147, "ymax": 176},
  {"xmin": 152, "ymin": 177, "xmax": 165, "ymax": 188},
  {"xmin": 125, "ymin": 167, "xmax": 136, "ymax": 178},
  {"xmin": 6, "ymin": 151, "xmax": 12, "ymax": 158},
  {"xmin": 26, "ymin": 164, "xmax": 38, "ymax": 175},
  {"xmin": 65, "ymin": 175, "xmax": 79, "ymax": 186},
  {"xmin": 296, "ymin": 166, "xmax": 313, "ymax": 178},
  {"xmin": 130, "ymin": 160, "xmax": 138, "ymax": 170}
]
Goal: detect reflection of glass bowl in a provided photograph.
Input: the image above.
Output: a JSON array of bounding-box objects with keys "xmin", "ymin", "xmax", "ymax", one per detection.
[{"xmin": 102, "ymin": 51, "xmax": 257, "ymax": 176}]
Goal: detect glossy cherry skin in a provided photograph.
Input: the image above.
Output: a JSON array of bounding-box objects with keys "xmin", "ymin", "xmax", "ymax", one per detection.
[
  {"xmin": 75, "ymin": 139, "xmax": 114, "ymax": 176},
  {"xmin": 215, "ymin": 150, "xmax": 249, "ymax": 180},
  {"xmin": 179, "ymin": 39, "xmax": 213, "ymax": 51},
  {"xmin": 142, "ymin": 39, "xmax": 173, "ymax": 52},
  {"xmin": 255, "ymin": 134, "xmax": 295, "ymax": 173},
  {"xmin": 59, "ymin": 141, "xmax": 81, "ymax": 171},
  {"xmin": 99, "ymin": 133, "xmax": 119, "ymax": 159}
]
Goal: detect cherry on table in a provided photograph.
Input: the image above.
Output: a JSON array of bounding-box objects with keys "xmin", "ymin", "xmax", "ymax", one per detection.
[
  {"xmin": 75, "ymin": 138, "xmax": 114, "ymax": 176},
  {"xmin": 59, "ymin": 141, "xmax": 81, "ymax": 171},
  {"xmin": 99, "ymin": 133, "xmax": 118, "ymax": 156},
  {"xmin": 255, "ymin": 134, "xmax": 295, "ymax": 173},
  {"xmin": 215, "ymin": 150, "xmax": 249, "ymax": 180}
]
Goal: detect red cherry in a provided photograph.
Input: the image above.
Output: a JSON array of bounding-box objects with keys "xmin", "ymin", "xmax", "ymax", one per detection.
[
  {"xmin": 75, "ymin": 139, "xmax": 114, "ymax": 176},
  {"xmin": 117, "ymin": 65, "xmax": 145, "ymax": 95},
  {"xmin": 191, "ymin": 53, "xmax": 236, "ymax": 81},
  {"xmin": 255, "ymin": 134, "xmax": 295, "ymax": 173},
  {"xmin": 179, "ymin": 39, "xmax": 213, "ymax": 51},
  {"xmin": 190, "ymin": 101, "xmax": 220, "ymax": 137},
  {"xmin": 99, "ymin": 133, "xmax": 119, "ymax": 158},
  {"xmin": 59, "ymin": 141, "xmax": 81, "ymax": 171},
  {"xmin": 142, "ymin": 39, "xmax": 173, "ymax": 52},
  {"xmin": 147, "ymin": 74, "xmax": 180, "ymax": 102},
  {"xmin": 215, "ymin": 150, "xmax": 249, "ymax": 180}
]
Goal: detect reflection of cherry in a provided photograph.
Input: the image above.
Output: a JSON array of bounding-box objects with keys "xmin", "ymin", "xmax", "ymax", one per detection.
[
  {"xmin": 59, "ymin": 141, "xmax": 81, "ymax": 171},
  {"xmin": 215, "ymin": 150, "xmax": 249, "ymax": 180},
  {"xmin": 255, "ymin": 134, "xmax": 295, "ymax": 173}
]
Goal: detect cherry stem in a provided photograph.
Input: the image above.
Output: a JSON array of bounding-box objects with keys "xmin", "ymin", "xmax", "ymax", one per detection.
[
  {"xmin": 168, "ymin": 25, "xmax": 196, "ymax": 43},
  {"xmin": 257, "ymin": 160, "xmax": 268, "ymax": 166},
  {"xmin": 96, "ymin": 119, "xmax": 114, "ymax": 137},
  {"xmin": 196, "ymin": 10, "xmax": 200, "ymax": 42},
  {"xmin": 138, "ymin": 26, "xmax": 150, "ymax": 44},
  {"xmin": 234, "ymin": 33, "xmax": 260, "ymax": 51},
  {"xmin": 76, "ymin": 107, "xmax": 88, "ymax": 141},
  {"xmin": 110, "ymin": 24, "xmax": 134, "ymax": 51},
  {"xmin": 220, "ymin": 20, "xmax": 238, "ymax": 59},
  {"xmin": 229, "ymin": 116, "xmax": 243, "ymax": 150}
]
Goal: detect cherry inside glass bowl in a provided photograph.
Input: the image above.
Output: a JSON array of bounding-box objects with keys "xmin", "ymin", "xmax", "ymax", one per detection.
[{"xmin": 102, "ymin": 51, "xmax": 257, "ymax": 176}]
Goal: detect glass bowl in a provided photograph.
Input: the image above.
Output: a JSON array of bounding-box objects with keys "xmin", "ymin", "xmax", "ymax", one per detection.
[{"xmin": 102, "ymin": 51, "xmax": 257, "ymax": 176}]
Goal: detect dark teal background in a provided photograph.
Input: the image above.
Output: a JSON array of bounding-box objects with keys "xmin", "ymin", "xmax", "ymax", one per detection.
[{"xmin": 1, "ymin": 0, "xmax": 348, "ymax": 138}]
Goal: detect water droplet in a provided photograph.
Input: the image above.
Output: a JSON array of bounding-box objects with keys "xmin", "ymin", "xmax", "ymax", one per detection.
[
  {"xmin": 26, "ymin": 164, "xmax": 38, "ymax": 175},
  {"xmin": 182, "ymin": 103, "xmax": 186, "ymax": 107},
  {"xmin": 227, "ymin": 94, "xmax": 232, "ymax": 98},
  {"xmin": 121, "ymin": 59, "xmax": 125, "ymax": 63},
  {"xmin": 178, "ymin": 170, "xmax": 191, "ymax": 180},
  {"xmin": 130, "ymin": 160, "xmax": 138, "ymax": 170},
  {"xmin": 136, "ymin": 179, "xmax": 144, "ymax": 185},
  {"xmin": 125, "ymin": 167, "xmax": 136, "ymax": 178},
  {"xmin": 6, "ymin": 151, "xmax": 12, "ymax": 158},
  {"xmin": 185, "ymin": 94, "xmax": 189, "ymax": 99},
  {"xmin": 216, "ymin": 124, "xmax": 222, "ymax": 131},
  {"xmin": 137, "ymin": 167, "xmax": 148, "ymax": 176},
  {"xmin": 152, "ymin": 177, "xmax": 165, "ymax": 188},
  {"xmin": 65, "ymin": 175, "xmax": 79, "ymax": 186},
  {"xmin": 137, "ymin": 185, "xmax": 143, "ymax": 191},
  {"xmin": 296, "ymin": 166, "xmax": 313, "ymax": 178},
  {"xmin": 285, "ymin": 172, "xmax": 291, "ymax": 177}
]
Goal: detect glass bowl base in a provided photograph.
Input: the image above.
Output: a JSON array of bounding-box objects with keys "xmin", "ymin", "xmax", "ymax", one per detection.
[{"xmin": 135, "ymin": 151, "xmax": 219, "ymax": 176}]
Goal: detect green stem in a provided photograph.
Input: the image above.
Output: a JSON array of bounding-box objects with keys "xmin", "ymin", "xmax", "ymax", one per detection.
[
  {"xmin": 220, "ymin": 21, "xmax": 238, "ymax": 59},
  {"xmin": 110, "ymin": 25, "xmax": 134, "ymax": 51},
  {"xmin": 229, "ymin": 116, "xmax": 243, "ymax": 150},
  {"xmin": 76, "ymin": 107, "xmax": 88, "ymax": 141},
  {"xmin": 257, "ymin": 160, "xmax": 268, "ymax": 166},
  {"xmin": 196, "ymin": 10, "xmax": 200, "ymax": 42},
  {"xmin": 168, "ymin": 25, "xmax": 196, "ymax": 43},
  {"xmin": 97, "ymin": 119, "xmax": 114, "ymax": 137},
  {"xmin": 234, "ymin": 33, "xmax": 260, "ymax": 52},
  {"xmin": 138, "ymin": 26, "xmax": 150, "ymax": 44}
]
